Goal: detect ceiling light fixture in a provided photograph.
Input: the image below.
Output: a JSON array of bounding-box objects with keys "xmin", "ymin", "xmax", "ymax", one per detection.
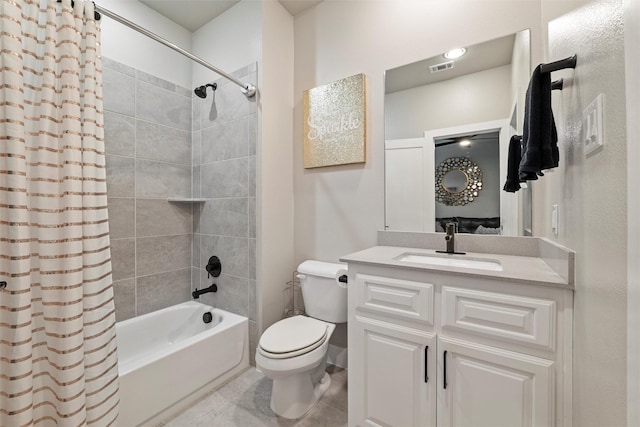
[
  {"xmin": 444, "ymin": 47, "xmax": 467, "ymax": 60},
  {"xmin": 459, "ymin": 139, "xmax": 471, "ymax": 147}
]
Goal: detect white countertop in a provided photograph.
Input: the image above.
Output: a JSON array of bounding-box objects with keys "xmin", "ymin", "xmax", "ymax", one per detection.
[{"xmin": 340, "ymin": 245, "xmax": 574, "ymax": 290}]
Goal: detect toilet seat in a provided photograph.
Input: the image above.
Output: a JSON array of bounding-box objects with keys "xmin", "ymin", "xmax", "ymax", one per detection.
[{"xmin": 258, "ymin": 316, "xmax": 328, "ymax": 359}]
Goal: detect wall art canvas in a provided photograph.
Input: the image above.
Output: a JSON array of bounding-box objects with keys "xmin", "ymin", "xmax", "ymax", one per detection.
[{"xmin": 303, "ymin": 73, "xmax": 366, "ymax": 168}]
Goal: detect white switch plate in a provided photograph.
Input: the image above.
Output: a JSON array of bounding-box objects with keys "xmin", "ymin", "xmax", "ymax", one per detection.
[
  {"xmin": 583, "ymin": 94, "xmax": 604, "ymax": 157},
  {"xmin": 551, "ymin": 204, "xmax": 559, "ymax": 236}
]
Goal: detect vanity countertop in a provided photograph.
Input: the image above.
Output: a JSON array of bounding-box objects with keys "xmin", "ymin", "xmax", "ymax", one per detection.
[{"xmin": 340, "ymin": 245, "xmax": 574, "ymax": 290}]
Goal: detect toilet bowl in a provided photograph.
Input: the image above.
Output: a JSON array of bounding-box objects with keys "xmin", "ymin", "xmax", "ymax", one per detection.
[
  {"xmin": 256, "ymin": 316, "xmax": 336, "ymax": 419},
  {"xmin": 255, "ymin": 260, "xmax": 347, "ymax": 419}
]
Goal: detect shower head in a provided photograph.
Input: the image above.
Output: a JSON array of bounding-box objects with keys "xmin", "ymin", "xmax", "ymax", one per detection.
[{"xmin": 194, "ymin": 83, "xmax": 217, "ymax": 99}]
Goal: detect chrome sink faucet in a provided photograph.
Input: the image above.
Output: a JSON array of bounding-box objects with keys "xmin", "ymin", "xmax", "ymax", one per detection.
[{"xmin": 437, "ymin": 222, "xmax": 465, "ymax": 255}]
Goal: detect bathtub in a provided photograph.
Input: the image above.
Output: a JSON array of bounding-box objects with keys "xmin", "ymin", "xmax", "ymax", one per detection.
[{"xmin": 116, "ymin": 301, "xmax": 249, "ymax": 426}]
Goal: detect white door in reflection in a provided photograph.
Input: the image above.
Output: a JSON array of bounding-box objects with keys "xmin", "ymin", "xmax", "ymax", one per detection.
[{"xmin": 385, "ymin": 137, "xmax": 435, "ymax": 231}]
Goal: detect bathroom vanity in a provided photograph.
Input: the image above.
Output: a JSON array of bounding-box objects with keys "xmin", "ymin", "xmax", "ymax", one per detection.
[{"xmin": 341, "ymin": 232, "xmax": 574, "ymax": 427}]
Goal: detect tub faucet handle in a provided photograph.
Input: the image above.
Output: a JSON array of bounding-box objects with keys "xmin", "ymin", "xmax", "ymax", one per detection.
[{"xmin": 206, "ymin": 256, "xmax": 221, "ymax": 279}]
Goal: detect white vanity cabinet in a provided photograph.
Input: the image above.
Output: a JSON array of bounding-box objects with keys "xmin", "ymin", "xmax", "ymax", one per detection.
[
  {"xmin": 351, "ymin": 316, "xmax": 436, "ymax": 427},
  {"xmin": 345, "ymin": 258, "xmax": 573, "ymax": 427},
  {"xmin": 349, "ymin": 273, "xmax": 437, "ymax": 426}
]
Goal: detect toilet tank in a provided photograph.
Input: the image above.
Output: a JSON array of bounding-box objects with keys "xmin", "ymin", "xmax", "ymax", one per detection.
[{"xmin": 297, "ymin": 260, "xmax": 348, "ymax": 324}]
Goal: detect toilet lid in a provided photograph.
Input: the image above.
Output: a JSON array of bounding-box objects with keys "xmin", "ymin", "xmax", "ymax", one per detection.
[{"xmin": 259, "ymin": 316, "xmax": 327, "ymax": 355}]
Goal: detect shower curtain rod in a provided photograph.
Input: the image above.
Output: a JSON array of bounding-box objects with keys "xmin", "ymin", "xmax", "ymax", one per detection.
[{"xmin": 94, "ymin": 4, "xmax": 257, "ymax": 98}]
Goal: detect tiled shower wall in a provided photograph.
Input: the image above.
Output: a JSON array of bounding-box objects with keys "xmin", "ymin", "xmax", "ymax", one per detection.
[
  {"xmin": 104, "ymin": 57, "xmax": 258, "ymax": 349},
  {"xmin": 191, "ymin": 64, "xmax": 258, "ymax": 361},
  {"xmin": 103, "ymin": 57, "xmax": 194, "ymax": 321}
]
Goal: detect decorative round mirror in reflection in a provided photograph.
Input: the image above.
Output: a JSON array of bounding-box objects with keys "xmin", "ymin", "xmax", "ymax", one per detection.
[
  {"xmin": 442, "ymin": 170, "xmax": 469, "ymax": 193},
  {"xmin": 435, "ymin": 157, "xmax": 483, "ymax": 206}
]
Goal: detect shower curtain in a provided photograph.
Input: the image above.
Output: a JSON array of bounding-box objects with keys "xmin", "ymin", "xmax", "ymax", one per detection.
[{"xmin": 0, "ymin": 0, "xmax": 119, "ymax": 425}]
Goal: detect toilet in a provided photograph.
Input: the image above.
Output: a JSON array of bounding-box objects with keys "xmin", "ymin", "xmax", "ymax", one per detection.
[{"xmin": 255, "ymin": 260, "xmax": 348, "ymax": 419}]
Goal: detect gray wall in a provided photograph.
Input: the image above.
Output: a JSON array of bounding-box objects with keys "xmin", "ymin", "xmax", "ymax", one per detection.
[
  {"xmin": 191, "ymin": 64, "xmax": 258, "ymax": 362},
  {"xmin": 105, "ymin": 58, "xmax": 259, "ymax": 355},
  {"xmin": 104, "ymin": 57, "xmax": 194, "ymax": 322}
]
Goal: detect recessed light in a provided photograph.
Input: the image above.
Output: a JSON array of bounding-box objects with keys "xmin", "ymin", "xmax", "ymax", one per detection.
[
  {"xmin": 459, "ymin": 139, "xmax": 471, "ymax": 147},
  {"xmin": 444, "ymin": 48, "xmax": 467, "ymax": 60}
]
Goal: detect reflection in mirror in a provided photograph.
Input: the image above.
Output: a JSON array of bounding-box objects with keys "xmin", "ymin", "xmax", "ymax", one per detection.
[
  {"xmin": 384, "ymin": 29, "xmax": 531, "ymax": 236},
  {"xmin": 434, "ymin": 156, "xmax": 484, "ymax": 207},
  {"xmin": 442, "ymin": 170, "xmax": 468, "ymax": 193}
]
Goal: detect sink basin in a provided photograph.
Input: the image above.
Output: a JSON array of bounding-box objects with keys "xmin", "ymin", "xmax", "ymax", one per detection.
[{"xmin": 394, "ymin": 253, "xmax": 503, "ymax": 271}]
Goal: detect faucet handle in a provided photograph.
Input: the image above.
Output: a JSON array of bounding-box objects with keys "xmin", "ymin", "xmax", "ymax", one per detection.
[{"xmin": 206, "ymin": 256, "xmax": 221, "ymax": 279}]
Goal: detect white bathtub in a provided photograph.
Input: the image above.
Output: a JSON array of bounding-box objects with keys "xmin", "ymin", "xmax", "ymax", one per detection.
[{"xmin": 116, "ymin": 301, "xmax": 249, "ymax": 426}]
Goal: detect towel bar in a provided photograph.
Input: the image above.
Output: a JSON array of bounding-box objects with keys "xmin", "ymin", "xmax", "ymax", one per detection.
[
  {"xmin": 540, "ymin": 55, "xmax": 577, "ymax": 74},
  {"xmin": 551, "ymin": 79, "xmax": 564, "ymax": 91}
]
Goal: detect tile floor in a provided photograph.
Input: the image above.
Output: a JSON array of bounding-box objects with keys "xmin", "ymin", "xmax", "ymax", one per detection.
[{"xmin": 162, "ymin": 366, "xmax": 347, "ymax": 427}]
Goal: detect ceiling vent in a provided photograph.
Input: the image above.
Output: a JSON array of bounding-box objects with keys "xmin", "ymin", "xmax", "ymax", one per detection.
[{"xmin": 429, "ymin": 61, "xmax": 455, "ymax": 74}]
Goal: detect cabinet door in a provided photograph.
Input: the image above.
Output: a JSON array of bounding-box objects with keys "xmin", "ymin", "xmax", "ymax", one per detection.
[
  {"xmin": 437, "ymin": 336, "xmax": 555, "ymax": 427},
  {"xmin": 350, "ymin": 316, "xmax": 436, "ymax": 427}
]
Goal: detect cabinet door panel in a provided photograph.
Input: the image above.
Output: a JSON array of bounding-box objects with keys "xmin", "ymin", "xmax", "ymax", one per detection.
[
  {"xmin": 437, "ymin": 336, "xmax": 554, "ymax": 427},
  {"xmin": 351, "ymin": 316, "xmax": 435, "ymax": 427}
]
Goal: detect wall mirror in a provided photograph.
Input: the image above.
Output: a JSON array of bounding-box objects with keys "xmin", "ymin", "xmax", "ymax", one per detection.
[{"xmin": 384, "ymin": 29, "xmax": 532, "ymax": 236}]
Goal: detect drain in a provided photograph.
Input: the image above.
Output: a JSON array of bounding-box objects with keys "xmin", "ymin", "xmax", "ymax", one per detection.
[{"xmin": 203, "ymin": 312, "xmax": 213, "ymax": 324}]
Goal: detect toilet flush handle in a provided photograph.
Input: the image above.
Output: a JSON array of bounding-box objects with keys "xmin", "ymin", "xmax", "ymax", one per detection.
[{"xmin": 337, "ymin": 274, "xmax": 348, "ymax": 289}]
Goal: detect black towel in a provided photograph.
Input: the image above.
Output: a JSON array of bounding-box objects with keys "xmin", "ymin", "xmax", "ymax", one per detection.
[
  {"xmin": 503, "ymin": 135, "xmax": 522, "ymax": 192},
  {"xmin": 519, "ymin": 64, "xmax": 559, "ymax": 181}
]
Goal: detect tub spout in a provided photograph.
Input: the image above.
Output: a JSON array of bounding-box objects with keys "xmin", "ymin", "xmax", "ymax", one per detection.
[{"xmin": 192, "ymin": 283, "xmax": 217, "ymax": 299}]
